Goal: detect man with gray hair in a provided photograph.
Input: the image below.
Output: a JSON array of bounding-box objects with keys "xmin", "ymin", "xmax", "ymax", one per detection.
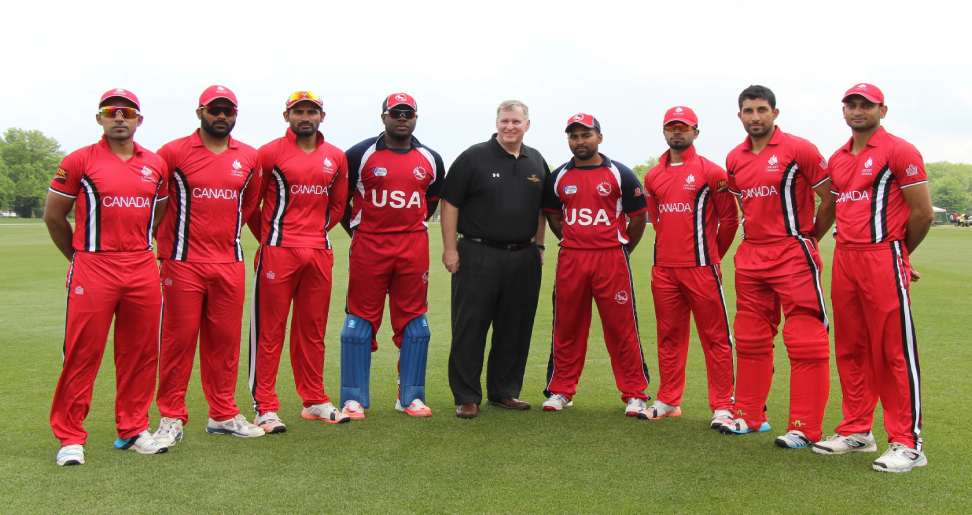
[{"xmin": 441, "ymin": 100, "xmax": 549, "ymax": 418}]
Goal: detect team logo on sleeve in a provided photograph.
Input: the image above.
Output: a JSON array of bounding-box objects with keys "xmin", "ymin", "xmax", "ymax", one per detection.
[
  {"xmin": 906, "ymin": 164, "xmax": 919, "ymax": 176},
  {"xmin": 613, "ymin": 290, "xmax": 629, "ymax": 304},
  {"xmin": 372, "ymin": 167, "xmax": 388, "ymax": 177},
  {"xmin": 412, "ymin": 166, "xmax": 427, "ymax": 180},
  {"xmin": 564, "ymin": 185, "xmax": 578, "ymax": 195},
  {"xmin": 54, "ymin": 168, "xmax": 68, "ymax": 183},
  {"xmin": 716, "ymin": 179, "xmax": 728, "ymax": 192},
  {"xmin": 596, "ymin": 182, "xmax": 612, "ymax": 196}
]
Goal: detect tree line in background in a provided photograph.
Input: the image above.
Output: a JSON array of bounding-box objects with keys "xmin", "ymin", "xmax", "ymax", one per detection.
[{"xmin": 1, "ymin": 128, "xmax": 971, "ymax": 218}]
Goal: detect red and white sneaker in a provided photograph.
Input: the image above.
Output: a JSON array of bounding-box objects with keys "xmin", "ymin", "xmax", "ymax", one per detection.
[
  {"xmin": 624, "ymin": 398, "xmax": 648, "ymax": 417},
  {"xmin": 396, "ymin": 399, "xmax": 433, "ymax": 417},
  {"xmin": 301, "ymin": 402, "xmax": 350, "ymax": 424},
  {"xmin": 638, "ymin": 401, "xmax": 682, "ymax": 421},
  {"xmin": 255, "ymin": 411, "xmax": 287, "ymax": 434},
  {"xmin": 341, "ymin": 400, "xmax": 367, "ymax": 420}
]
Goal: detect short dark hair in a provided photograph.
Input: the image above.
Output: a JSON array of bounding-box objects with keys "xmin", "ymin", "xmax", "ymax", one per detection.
[{"xmin": 738, "ymin": 85, "xmax": 776, "ymax": 109}]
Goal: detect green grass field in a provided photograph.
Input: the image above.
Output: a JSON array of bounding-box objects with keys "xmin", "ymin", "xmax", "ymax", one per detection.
[{"xmin": 1, "ymin": 220, "xmax": 970, "ymax": 513}]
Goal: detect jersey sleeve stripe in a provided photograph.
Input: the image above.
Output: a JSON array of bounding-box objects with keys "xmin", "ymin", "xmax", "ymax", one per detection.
[{"xmin": 48, "ymin": 187, "xmax": 77, "ymax": 199}]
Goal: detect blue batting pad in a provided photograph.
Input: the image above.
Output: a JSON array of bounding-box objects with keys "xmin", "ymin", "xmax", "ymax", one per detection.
[
  {"xmin": 399, "ymin": 315, "xmax": 431, "ymax": 405},
  {"xmin": 340, "ymin": 314, "xmax": 373, "ymax": 408}
]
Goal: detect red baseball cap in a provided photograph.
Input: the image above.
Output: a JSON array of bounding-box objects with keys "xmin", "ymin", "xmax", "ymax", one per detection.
[
  {"xmin": 285, "ymin": 90, "xmax": 325, "ymax": 110},
  {"xmin": 565, "ymin": 112, "xmax": 600, "ymax": 132},
  {"xmin": 842, "ymin": 83, "xmax": 884, "ymax": 104},
  {"xmin": 99, "ymin": 88, "xmax": 140, "ymax": 109},
  {"xmin": 383, "ymin": 92, "xmax": 417, "ymax": 112},
  {"xmin": 663, "ymin": 106, "xmax": 698, "ymax": 127},
  {"xmin": 199, "ymin": 85, "xmax": 238, "ymax": 107}
]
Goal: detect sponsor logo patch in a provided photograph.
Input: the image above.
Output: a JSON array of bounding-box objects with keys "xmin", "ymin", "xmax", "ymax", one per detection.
[
  {"xmin": 323, "ymin": 157, "xmax": 334, "ymax": 170},
  {"xmin": 265, "ymin": 271, "xmax": 276, "ymax": 280},
  {"xmin": 564, "ymin": 185, "xmax": 578, "ymax": 195},
  {"xmin": 906, "ymin": 164, "xmax": 919, "ymax": 177},
  {"xmin": 614, "ymin": 290, "xmax": 629, "ymax": 304},
  {"xmin": 372, "ymin": 167, "xmax": 388, "ymax": 177},
  {"xmin": 412, "ymin": 166, "xmax": 427, "ymax": 180},
  {"xmin": 74, "ymin": 286, "xmax": 84, "ymax": 295},
  {"xmin": 526, "ymin": 174, "xmax": 541, "ymax": 183},
  {"xmin": 596, "ymin": 181, "xmax": 612, "ymax": 196}
]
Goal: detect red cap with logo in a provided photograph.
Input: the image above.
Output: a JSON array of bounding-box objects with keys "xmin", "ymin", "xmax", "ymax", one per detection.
[
  {"xmin": 565, "ymin": 112, "xmax": 601, "ymax": 132},
  {"xmin": 285, "ymin": 90, "xmax": 325, "ymax": 110},
  {"xmin": 99, "ymin": 88, "xmax": 140, "ymax": 109},
  {"xmin": 199, "ymin": 85, "xmax": 238, "ymax": 107},
  {"xmin": 383, "ymin": 92, "xmax": 417, "ymax": 112},
  {"xmin": 842, "ymin": 83, "xmax": 884, "ymax": 104},
  {"xmin": 663, "ymin": 106, "xmax": 698, "ymax": 127}
]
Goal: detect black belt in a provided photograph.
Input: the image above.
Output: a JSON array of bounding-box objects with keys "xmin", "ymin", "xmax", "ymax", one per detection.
[{"xmin": 462, "ymin": 236, "xmax": 533, "ymax": 251}]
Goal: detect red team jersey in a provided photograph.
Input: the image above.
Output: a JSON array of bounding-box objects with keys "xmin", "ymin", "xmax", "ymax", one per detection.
[
  {"xmin": 644, "ymin": 146, "xmax": 738, "ymax": 266},
  {"xmin": 155, "ymin": 131, "xmax": 261, "ymax": 262},
  {"xmin": 828, "ymin": 127, "xmax": 927, "ymax": 244},
  {"xmin": 344, "ymin": 135, "xmax": 445, "ymax": 233},
  {"xmin": 726, "ymin": 128, "xmax": 829, "ymax": 243},
  {"xmin": 49, "ymin": 137, "xmax": 168, "ymax": 252},
  {"xmin": 543, "ymin": 155, "xmax": 648, "ymax": 249},
  {"xmin": 251, "ymin": 129, "xmax": 348, "ymax": 249}
]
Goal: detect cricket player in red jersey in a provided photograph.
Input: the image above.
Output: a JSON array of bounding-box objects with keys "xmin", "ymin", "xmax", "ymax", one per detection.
[
  {"xmin": 44, "ymin": 88, "xmax": 169, "ymax": 465},
  {"xmin": 247, "ymin": 91, "xmax": 350, "ymax": 433},
  {"xmin": 723, "ymin": 85, "xmax": 835, "ymax": 449},
  {"xmin": 339, "ymin": 93, "xmax": 445, "ymax": 419},
  {"xmin": 541, "ymin": 113, "xmax": 651, "ymax": 416},
  {"xmin": 152, "ymin": 85, "xmax": 265, "ymax": 446},
  {"xmin": 640, "ymin": 106, "xmax": 738, "ymax": 428},
  {"xmin": 812, "ymin": 83, "xmax": 933, "ymax": 473}
]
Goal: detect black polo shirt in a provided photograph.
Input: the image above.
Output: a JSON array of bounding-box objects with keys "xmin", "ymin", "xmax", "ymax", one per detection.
[{"xmin": 442, "ymin": 134, "xmax": 549, "ymax": 243}]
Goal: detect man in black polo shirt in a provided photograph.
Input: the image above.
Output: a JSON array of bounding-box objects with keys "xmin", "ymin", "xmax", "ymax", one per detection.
[{"xmin": 441, "ymin": 99, "xmax": 549, "ymax": 418}]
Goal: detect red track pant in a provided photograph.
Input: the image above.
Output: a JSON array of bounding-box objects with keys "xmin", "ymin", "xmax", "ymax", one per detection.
[
  {"xmin": 831, "ymin": 242, "xmax": 923, "ymax": 450},
  {"xmin": 157, "ymin": 260, "xmax": 245, "ymax": 424},
  {"xmin": 346, "ymin": 230, "xmax": 429, "ymax": 349},
  {"xmin": 732, "ymin": 237, "xmax": 830, "ymax": 441},
  {"xmin": 249, "ymin": 245, "xmax": 333, "ymax": 414},
  {"xmin": 50, "ymin": 251, "xmax": 161, "ymax": 445},
  {"xmin": 545, "ymin": 247, "xmax": 648, "ymax": 401},
  {"xmin": 651, "ymin": 265, "xmax": 734, "ymax": 411}
]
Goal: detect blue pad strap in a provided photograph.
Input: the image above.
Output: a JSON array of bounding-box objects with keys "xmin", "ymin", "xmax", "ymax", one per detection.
[
  {"xmin": 399, "ymin": 315, "xmax": 430, "ymax": 405},
  {"xmin": 340, "ymin": 314, "xmax": 373, "ymax": 408}
]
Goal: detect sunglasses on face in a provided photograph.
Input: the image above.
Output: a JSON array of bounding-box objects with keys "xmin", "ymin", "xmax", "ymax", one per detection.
[
  {"xmin": 98, "ymin": 106, "xmax": 140, "ymax": 119},
  {"xmin": 385, "ymin": 109, "xmax": 416, "ymax": 120},
  {"xmin": 205, "ymin": 105, "xmax": 238, "ymax": 117},
  {"xmin": 664, "ymin": 124, "xmax": 695, "ymax": 133}
]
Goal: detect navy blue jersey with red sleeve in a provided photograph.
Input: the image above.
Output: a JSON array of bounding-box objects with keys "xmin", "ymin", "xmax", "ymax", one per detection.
[
  {"xmin": 543, "ymin": 155, "xmax": 647, "ymax": 249},
  {"xmin": 49, "ymin": 137, "xmax": 168, "ymax": 253},
  {"xmin": 345, "ymin": 134, "xmax": 444, "ymax": 233}
]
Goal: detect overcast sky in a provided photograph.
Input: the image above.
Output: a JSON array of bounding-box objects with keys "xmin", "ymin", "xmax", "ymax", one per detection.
[{"xmin": 4, "ymin": 1, "xmax": 970, "ymax": 169}]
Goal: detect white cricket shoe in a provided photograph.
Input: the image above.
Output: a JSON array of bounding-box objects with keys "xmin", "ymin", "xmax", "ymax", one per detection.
[
  {"xmin": 56, "ymin": 444, "xmax": 85, "ymax": 466},
  {"xmin": 872, "ymin": 444, "xmax": 927, "ymax": 473},
  {"xmin": 152, "ymin": 417, "xmax": 184, "ymax": 447},
  {"xmin": 341, "ymin": 400, "xmax": 366, "ymax": 420},
  {"xmin": 775, "ymin": 430, "xmax": 811, "ymax": 449},
  {"xmin": 624, "ymin": 398, "xmax": 647, "ymax": 417},
  {"xmin": 396, "ymin": 398, "xmax": 433, "ymax": 417},
  {"xmin": 255, "ymin": 411, "xmax": 287, "ymax": 434},
  {"xmin": 638, "ymin": 401, "xmax": 682, "ymax": 421},
  {"xmin": 206, "ymin": 414, "xmax": 265, "ymax": 438},
  {"xmin": 710, "ymin": 409, "xmax": 734, "ymax": 430},
  {"xmin": 542, "ymin": 394, "xmax": 573, "ymax": 411},
  {"xmin": 116, "ymin": 431, "xmax": 168, "ymax": 455},
  {"xmin": 301, "ymin": 402, "xmax": 350, "ymax": 424},
  {"xmin": 812, "ymin": 432, "xmax": 878, "ymax": 455}
]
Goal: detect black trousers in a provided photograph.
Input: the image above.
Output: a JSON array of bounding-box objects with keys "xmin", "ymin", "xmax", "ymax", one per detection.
[{"xmin": 448, "ymin": 238, "xmax": 542, "ymax": 404}]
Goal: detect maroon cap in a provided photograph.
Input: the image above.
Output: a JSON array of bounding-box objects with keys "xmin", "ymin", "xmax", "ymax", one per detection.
[
  {"xmin": 99, "ymin": 88, "xmax": 140, "ymax": 109},
  {"xmin": 663, "ymin": 106, "xmax": 698, "ymax": 127},
  {"xmin": 199, "ymin": 85, "xmax": 238, "ymax": 107},
  {"xmin": 843, "ymin": 83, "xmax": 884, "ymax": 104},
  {"xmin": 565, "ymin": 112, "xmax": 600, "ymax": 132},
  {"xmin": 383, "ymin": 92, "xmax": 417, "ymax": 112}
]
